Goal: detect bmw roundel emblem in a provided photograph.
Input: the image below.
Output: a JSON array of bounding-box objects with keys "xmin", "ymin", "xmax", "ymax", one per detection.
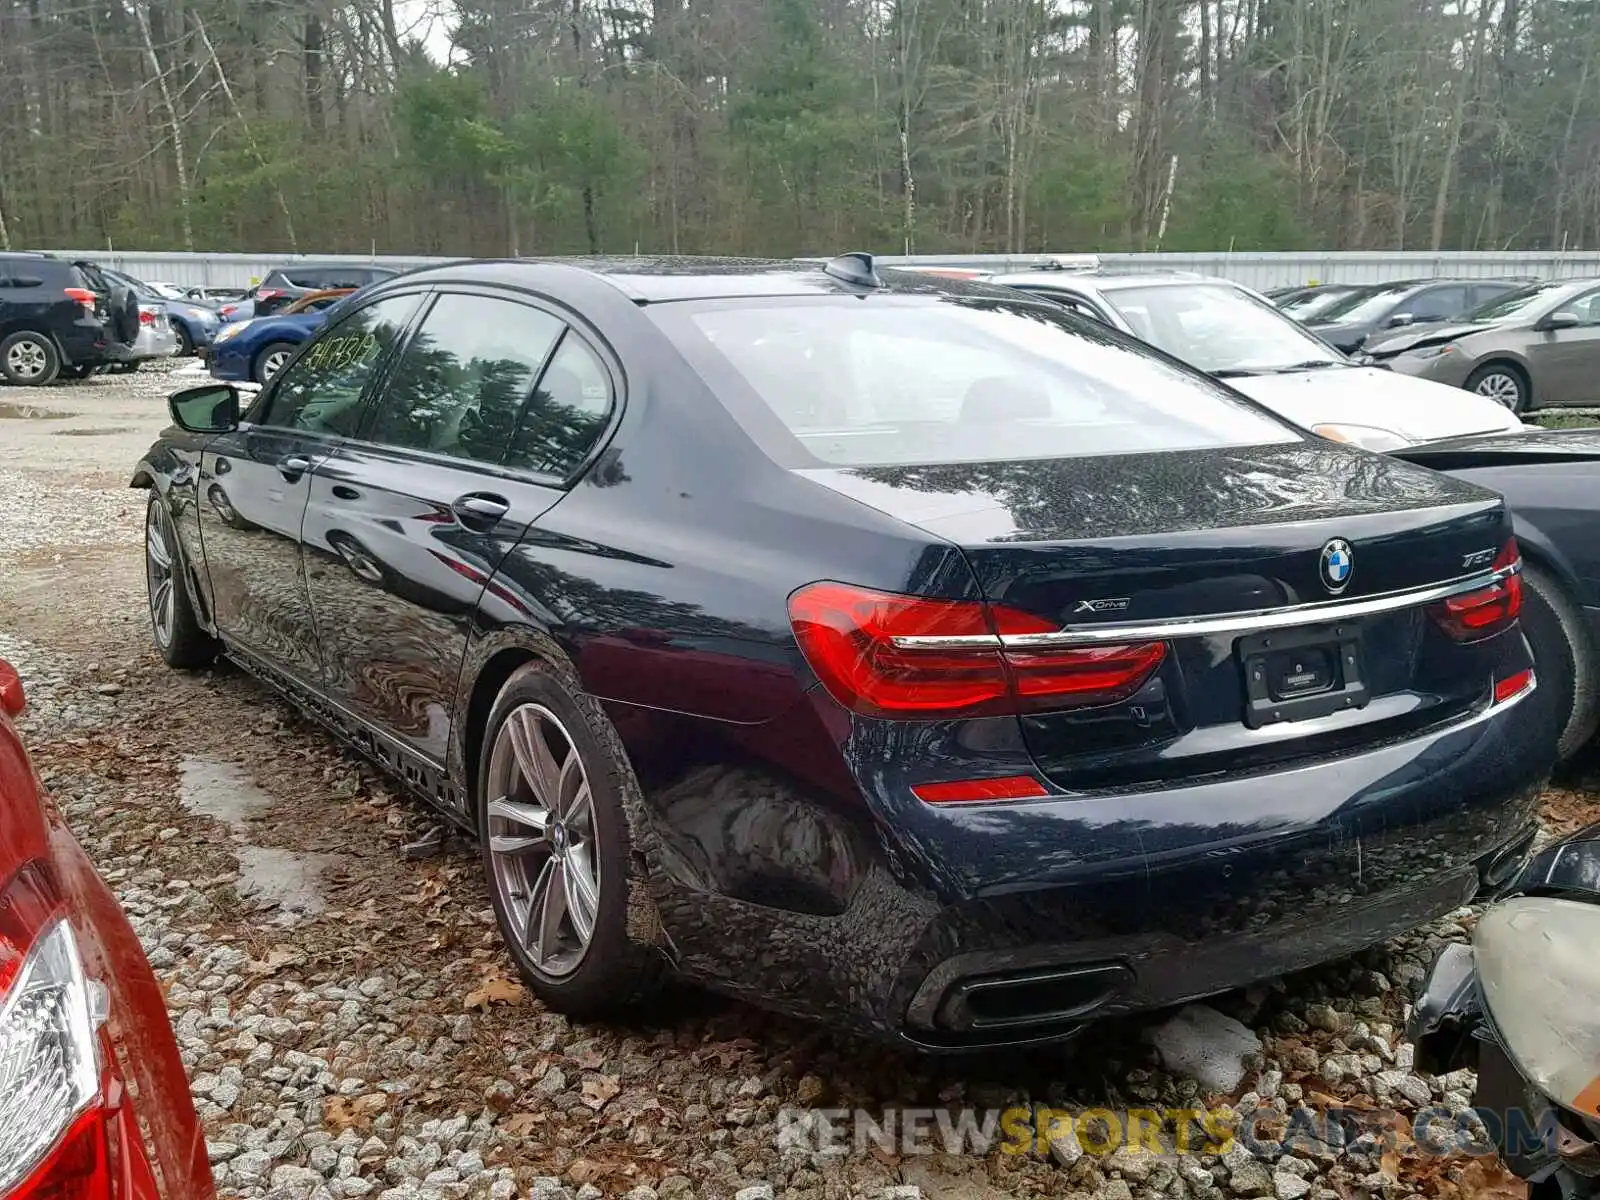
[{"xmin": 1319, "ymin": 538, "xmax": 1355, "ymax": 594}]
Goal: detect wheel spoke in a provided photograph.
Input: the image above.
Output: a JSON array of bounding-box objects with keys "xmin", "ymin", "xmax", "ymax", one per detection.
[
  {"xmin": 533, "ymin": 862, "xmax": 570, "ymax": 966},
  {"xmin": 564, "ymin": 849, "xmax": 599, "ymax": 943},
  {"xmin": 508, "ymin": 709, "xmax": 563, "ymax": 806},
  {"xmin": 147, "ymin": 526, "xmax": 171, "ymax": 570},
  {"xmin": 152, "ymin": 579, "xmax": 173, "ymax": 629},
  {"xmin": 490, "ymin": 834, "xmax": 543, "ymax": 854},
  {"xmin": 566, "ymin": 783, "xmax": 594, "ymax": 834},
  {"xmin": 487, "ymin": 795, "xmax": 549, "ymax": 835},
  {"xmin": 521, "ymin": 856, "xmax": 557, "ymax": 953},
  {"xmin": 555, "ymin": 751, "xmax": 584, "ymax": 819}
]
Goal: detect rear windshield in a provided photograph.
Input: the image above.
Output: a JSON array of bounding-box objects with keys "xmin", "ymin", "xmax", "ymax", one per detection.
[{"xmin": 650, "ymin": 295, "xmax": 1299, "ymax": 466}]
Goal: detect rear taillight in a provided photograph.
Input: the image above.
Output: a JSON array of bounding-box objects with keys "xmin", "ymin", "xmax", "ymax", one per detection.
[
  {"xmin": 787, "ymin": 581, "xmax": 1166, "ymax": 720},
  {"xmin": 0, "ymin": 866, "xmax": 112, "ymax": 1199},
  {"xmin": 1429, "ymin": 539, "xmax": 1523, "ymax": 643},
  {"xmin": 137, "ymin": 309, "xmax": 156, "ymax": 326},
  {"xmin": 254, "ymin": 288, "xmax": 281, "ymax": 302},
  {"xmin": 61, "ymin": 288, "xmax": 96, "ymax": 315}
]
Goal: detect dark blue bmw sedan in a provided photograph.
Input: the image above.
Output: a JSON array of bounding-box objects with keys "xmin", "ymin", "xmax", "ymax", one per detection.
[{"xmin": 133, "ymin": 255, "xmax": 1549, "ymax": 1048}]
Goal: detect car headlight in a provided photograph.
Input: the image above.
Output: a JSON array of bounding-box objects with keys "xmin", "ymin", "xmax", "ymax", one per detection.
[
  {"xmin": 1405, "ymin": 343, "xmax": 1458, "ymax": 360},
  {"xmin": 1311, "ymin": 423, "xmax": 1411, "ymax": 452},
  {"xmin": 1475, "ymin": 896, "xmax": 1600, "ymax": 1117},
  {"xmin": 214, "ymin": 321, "xmax": 252, "ymax": 344}
]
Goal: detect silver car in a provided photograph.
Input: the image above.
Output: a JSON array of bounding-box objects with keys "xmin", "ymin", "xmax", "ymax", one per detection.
[
  {"xmin": 1363, "ymin": 278, "xmax": 1600, "ymax": 414},
  {"xmin": 984, "ymin": 270, "xmax": 1524, "ymax": 449}
]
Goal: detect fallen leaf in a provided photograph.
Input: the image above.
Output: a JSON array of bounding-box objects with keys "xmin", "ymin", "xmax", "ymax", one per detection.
[
  {"xmin": 1454, "ymin": 1159, "xmax": 1528, "ymax": 1200},
  {"xmin": 566, "ymin": 1159, "xmax": 606, "ymax": 1185},
  {"xmin": 464, "ymin": 974, "xmax": 527, "ymax": 1011},
  {"xmin": 572, "ymin": 1045, "xmax": 606, "ymax": 1070},
  {"xmin": 324, "ymin": 1092, "xmax": 388, "ymax": 1133},
  {"xmin": 581, "ymin": 1074, "xmax": 621, "ymax": 1111},
  {"xmin": 502, "ymin": 1112, "xmax": 544, "ymax": 1137}
]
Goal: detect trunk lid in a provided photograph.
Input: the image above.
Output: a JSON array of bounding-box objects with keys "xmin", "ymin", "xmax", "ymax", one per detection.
[{"xmin": 806, "ymin": 442, "xmax": 1516, "ymax": 787}]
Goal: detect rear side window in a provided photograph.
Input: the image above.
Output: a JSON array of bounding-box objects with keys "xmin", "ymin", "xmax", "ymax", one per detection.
[
  {"xmin": 364, "ymin": 293, "xmax": 564, "ymax": 466},
  {"xmin": 651, "ymin": 296, "xmax": 1296, "ymax": 467},
  {"xmin": 508, "ymin": 334, "xmax": 613, "ymax": 476}
]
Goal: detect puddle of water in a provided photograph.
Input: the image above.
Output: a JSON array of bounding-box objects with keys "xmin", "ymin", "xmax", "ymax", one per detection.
[
  {"xmin": 0, "ymin": 402, "xmax": 70, "ymax": 420},
  {"xmin": 178, "ymin": 757, "xmax": 272, "ymax": 827},
  {"xmin": 54, "ymin": 427, "xmax": 134, "ymax": 437},
  {"xmin": 236, "ymin": 846, "xmax": 338, "ymax": 924}
]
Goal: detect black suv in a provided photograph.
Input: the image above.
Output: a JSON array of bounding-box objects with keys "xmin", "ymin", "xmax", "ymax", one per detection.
[
  {"xmin": 0, "ymin": 253, "xmax": 140, "ymax": 385},
  {"xmin": 253, "ymin": 263, "xmax": 400, "ymax": 317}
]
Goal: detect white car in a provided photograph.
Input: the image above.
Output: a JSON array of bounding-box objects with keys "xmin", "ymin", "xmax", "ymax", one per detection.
[{"xmin": 986, "ymin": 270, "xmax": 1528, "ymax": 450}]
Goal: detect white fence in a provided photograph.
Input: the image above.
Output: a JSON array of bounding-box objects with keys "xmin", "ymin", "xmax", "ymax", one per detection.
[{"xmin": 51, "ymin": 248, "xmax": 1600, "ymax": 292}]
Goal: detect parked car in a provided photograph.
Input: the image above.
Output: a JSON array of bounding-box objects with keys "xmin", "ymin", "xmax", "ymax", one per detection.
[
  {"xmin": 134, "ymin": 254, "xmax": 1550, "ymax": 1048},
  {"xmin": 184, "ymin": 286, "xmax": 251, "ymax": 307},
  {"xmin": 1394, "ymin": 428, "xmax": 1600, "ymax": 761},
  {"xmin": 0, "ymin": 658, "xmax": 215, "ymax": 1198},
  {"xmin": 1409, "ymin": 821, "xmax": 1600, "ymax": 1200},
  {"xmin": 1305, "ymin": 278, "xmax": 1521, "ymax": 353},
  {"xmin": 1271, "ymin": 282, "xmax": 1365, "ymax": 322},
  {"xmin": 1365, "ymin": 278, "xmax": 1600, "ymax": 413},
  {"xmin": 986, "ymin": 271, "xmax": 1524, "ymax": 448},
  {"xmin": 102, "ymin": 268, "xmax": 219, "ymax": 357},
  {"xmin": 252, "ymin": 263, "xmax": 399, "ymax": 317},
  {"xmin": 0, "ymin": 252, "xmax": 141, "ymax": 385},
  {"xmin": 206, "ymin": 289, "xmax": 355, "ymax": 382}
]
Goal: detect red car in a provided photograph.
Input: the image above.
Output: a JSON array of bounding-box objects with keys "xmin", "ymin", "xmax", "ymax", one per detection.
[{"xmin": 0, "ymin": 659, "xmax": 213, "ymax": 1200}]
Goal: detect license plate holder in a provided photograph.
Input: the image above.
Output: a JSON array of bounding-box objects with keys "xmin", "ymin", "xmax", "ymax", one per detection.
[{"xmin": 1237, "ymin": 623, "xmax": 1369, "ymax": 729}]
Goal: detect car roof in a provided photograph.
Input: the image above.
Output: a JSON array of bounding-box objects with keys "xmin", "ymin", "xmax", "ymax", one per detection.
[
  {"xmin": 387, "ymin": 255, "xmax": 1038, "ymax": 305},
  {"xmin": 987, "ymin": 270, "xmax": 1242, "ymax": 296}
]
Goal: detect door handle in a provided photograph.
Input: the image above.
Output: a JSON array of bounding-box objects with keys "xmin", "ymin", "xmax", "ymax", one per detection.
[
  {"xmin": 278, "ymin": 455, "xmax": 312, "ymax": 481},
  {"xmin": 452, "ymin": 493, "xmax": 510, "ymax": 528},
  {"xmin": 331, "ymin": 485, "xmax": 359, "ymax": 501}
]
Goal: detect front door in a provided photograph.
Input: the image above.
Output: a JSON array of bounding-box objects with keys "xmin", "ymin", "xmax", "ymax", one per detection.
[
  {"xmin": 302, "ymin": 288, "xmax": 615, "ymax": 779},
  {"xmin": 1529, "ymin": 287, "xmax": 1600, "ymax": 406},
  {"xmin": 195, "ymin": 291, "xmax": 426, "ymax": 686}
]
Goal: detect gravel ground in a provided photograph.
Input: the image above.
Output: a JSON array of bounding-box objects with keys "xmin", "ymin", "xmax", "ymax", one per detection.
[{"xmin": 3, "ymin": 361, "xmax": 1596, "ymax": 1200}]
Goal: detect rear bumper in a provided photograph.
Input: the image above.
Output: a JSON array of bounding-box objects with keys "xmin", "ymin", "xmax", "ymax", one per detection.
[{"xmin": 647, "ymin": 687, "xmax": 1546, "ymax": 1048}]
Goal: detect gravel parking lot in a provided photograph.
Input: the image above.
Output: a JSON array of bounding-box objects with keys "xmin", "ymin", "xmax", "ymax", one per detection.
[{"xmin": 3, "ymin": 361, "xmax": 1596, "ymax": 1200}]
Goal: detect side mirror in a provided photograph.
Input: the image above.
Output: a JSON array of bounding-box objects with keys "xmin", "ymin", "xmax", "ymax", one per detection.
[
  {"xmin": 1538, "ymin": 311, "xmax": 1582, "ymax": 332},
  {"xmin": 168, "ymin": 383, "xmax": 240, "ymax": 434},
  {"xmin": 0, "ymin": 659, "xmax": 24, "ymax": 718},
  {"xmin": 1386, "ymin": 312, "xmax": 1416, "ymax": 329}
]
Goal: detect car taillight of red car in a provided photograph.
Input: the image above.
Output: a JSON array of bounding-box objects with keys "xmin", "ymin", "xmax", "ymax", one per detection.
[{"xmin": 0, "ymin": 864, "xmax": 125, "ymax": 1199}]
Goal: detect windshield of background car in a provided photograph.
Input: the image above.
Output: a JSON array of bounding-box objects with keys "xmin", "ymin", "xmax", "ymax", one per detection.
[
  {"xmin": 1102, "ymin": 283, "xmax": 1344, "ymax": 373},
  {"xmin": 650, "ymin": 295, "xmax": 1300, "ymax": 467},
  {"xmin": 1279, "ymin": 289, "xmax": 1355, "ymax": 320},
  {"xmin": 1314, "ymin": 283, "xmax": 1414, "ymax": 323},
  {"xmin": 1462, "ymin": 281, "xmax": 1573, "ymax": 323}
]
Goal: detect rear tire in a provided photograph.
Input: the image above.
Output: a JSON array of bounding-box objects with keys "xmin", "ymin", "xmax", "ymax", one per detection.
[
  {"xmin": 1519, "ymin": 563, "xmax": 1597, "ymax": 762},
  {"xmin": 1467, "ymin": 362, "xmax": 1530, "ymax": 414},
  {"xmin": 254, "ymin": 342, "xmax": 296, "ymax": 384},
  {"xmin": 477, "ymin": 662, "xmax": 666, "ymax": 1018},
  {"xmin": 0, "ymin": 332, "xmax": 60, "ymax": 386},
  {"xmin": 145, "ymin": 495, "xmax": 219, "ymax": 669}
]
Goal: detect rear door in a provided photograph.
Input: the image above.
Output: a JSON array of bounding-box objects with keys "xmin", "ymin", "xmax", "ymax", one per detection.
[
  {"xmin": 195, "ymin": 292, "xmax": 425, "ymax": 685},
  {"xmin": 301, "ymin": 287, "xmax": 616, "ymax": 787}
]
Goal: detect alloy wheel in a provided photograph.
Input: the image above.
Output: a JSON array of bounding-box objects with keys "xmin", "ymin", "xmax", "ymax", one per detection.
[
  {"xmin": 262, "ymin": 349, "xmax": 291, "ymax": 380},
  {"xmin": 145, "ymin": 504, "xmax": 176, "ymax": 649},
  {"xmin": 5, "ymin": 338, "xmax": 48, "ymax": 381},
  {"xmin": 1474, "ymin": 371, "xmax": 1524, "ymax": 409},
  {"xmin": 485, "ymin": 704, "xmax": 601, "ymax": 979}
]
